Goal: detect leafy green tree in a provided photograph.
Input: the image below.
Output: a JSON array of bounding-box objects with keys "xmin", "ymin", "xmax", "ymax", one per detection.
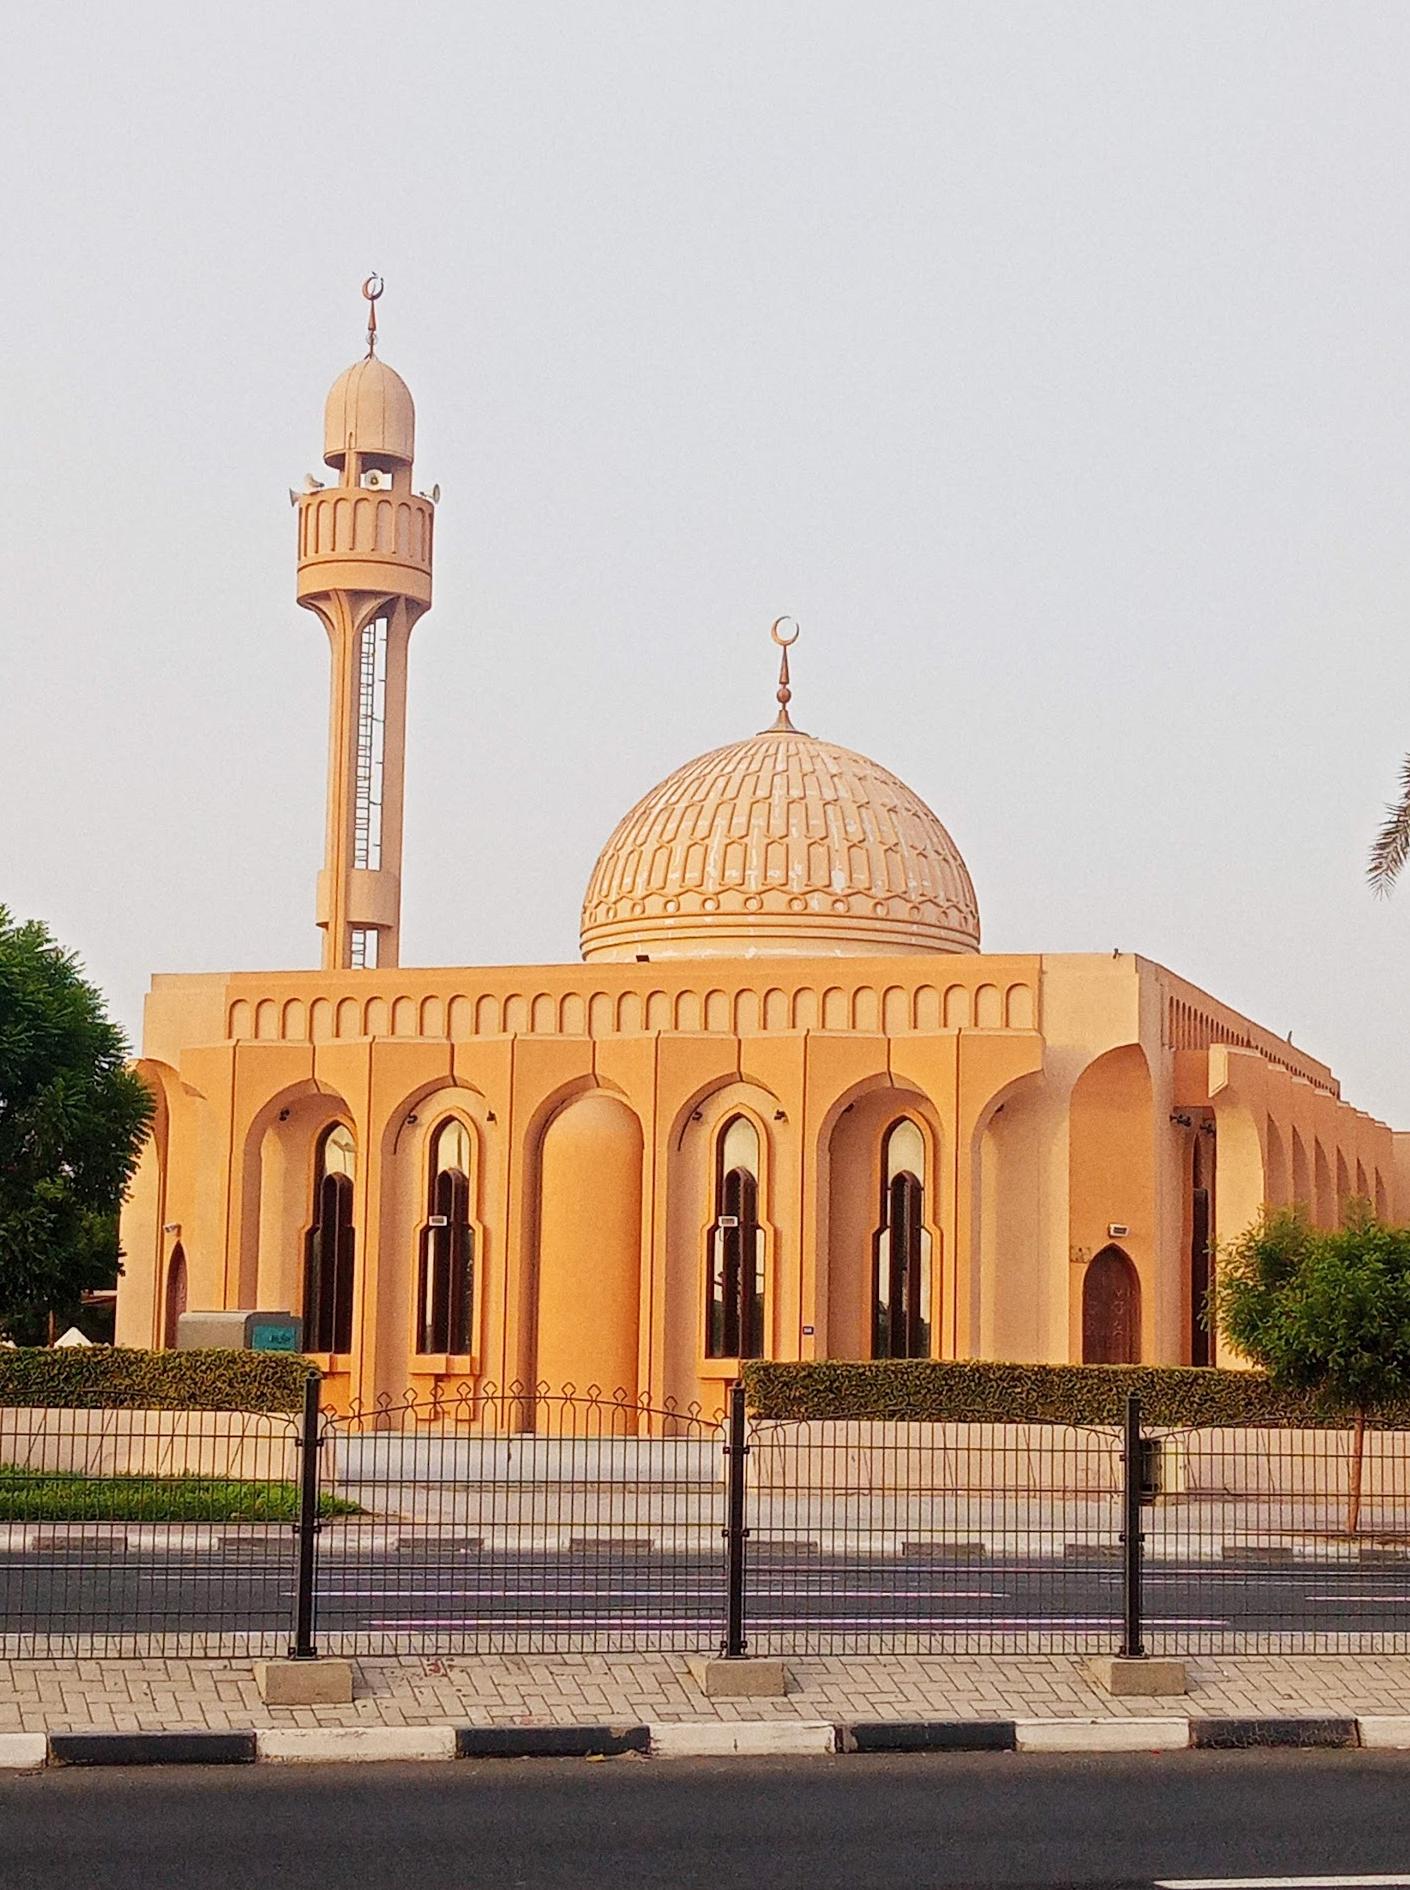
[
  {"xmin": 0, "ymin": 908, "xmax": 152, "ymax": 1342},
  {"xmin": 1212, "ymin": 1204, "xmax": 1410, "ymax": 1530}
]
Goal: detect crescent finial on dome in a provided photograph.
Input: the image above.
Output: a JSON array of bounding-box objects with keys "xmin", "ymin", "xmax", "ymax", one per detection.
[{"xmin": 769, "ymin": 615, "xmax": 800, "ymax": 731}]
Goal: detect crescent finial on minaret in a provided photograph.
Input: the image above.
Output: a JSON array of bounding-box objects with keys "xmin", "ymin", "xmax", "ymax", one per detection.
[{"xmin": 362, "ymin": 273, "xmax": 383, "ymax": 358}]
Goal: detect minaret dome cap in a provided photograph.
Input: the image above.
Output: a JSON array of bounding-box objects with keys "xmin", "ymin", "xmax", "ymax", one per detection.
[{"xmin": 323, "ymin": 356, "xmax": 416, "ymax": 470}]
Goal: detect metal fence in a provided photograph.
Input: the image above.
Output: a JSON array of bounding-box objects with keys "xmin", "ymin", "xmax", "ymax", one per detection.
[
  {"xmin": 312, "ymin": 1383, "xmax": 726, "ymax": 1656},
  {"xmin": 741, "ymin": 1410, "xmax": 1123, "ymax": 1655},
  {"xmin": 1144, "ymin": 1417, "xmax": 1410, "ymax": 1655},
  {"xmin": 0, "ymin": 1401, "xmax": 302, "ymax": 1657},
  {"xmin": 0, "ymin": 1385, "xmax": 1407, "ymax": 1658}
]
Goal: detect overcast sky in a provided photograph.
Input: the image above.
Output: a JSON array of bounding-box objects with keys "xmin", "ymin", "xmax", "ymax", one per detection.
[{"xmin": 5, "ymin": 2, "xmax": 1410, "ymax": 1122}]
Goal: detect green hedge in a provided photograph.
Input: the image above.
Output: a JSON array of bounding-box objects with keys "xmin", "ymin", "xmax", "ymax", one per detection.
[
  {"xmin": 0, "ymin": 1348, "xmax": 313, "ymax": 1413},
  {"xmin": 742, "ymin": 1360, "xmax": 1410, "ymax": 1428}
]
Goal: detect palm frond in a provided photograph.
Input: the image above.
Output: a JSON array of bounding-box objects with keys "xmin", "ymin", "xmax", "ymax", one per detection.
[{"xmin": 1368, "ymin": 753, "xmax": 1410, "ymax": 895}]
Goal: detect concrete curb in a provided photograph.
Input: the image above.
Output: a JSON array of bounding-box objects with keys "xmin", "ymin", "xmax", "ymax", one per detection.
[
  {"xmin": 257, "ymin": 1728, "xmax": 457, "ymax": 1763},
  {"xmin": 841, "ymin": 1719, "xmax": 1015, "ymax": 1753},
  {"xmin": 1188, "ymin": 1715, "xmax": 1359, "ymax": 1750},
  {"xmin": 1356, "ymin": 1716, "xmax": 1410, "ymax": 1748},
  {"xmin": 455, "ymin": 1726, "xmax": 650, "ymax": 1759},
  {"xmin": 1015, "ymin": 1718, "xmax": 1189, "ymax": 1752},
  {"xmin": 6, "ymin": 1714, "xmax": 1382, "ymax": 1768},
  {"xmin": 649, "ymin": 1722, "xmax": 834, "ymax": 1757},
  {"xmin": 47, "ymin": 1732, "xmax": 257, "ymax": 1767}
]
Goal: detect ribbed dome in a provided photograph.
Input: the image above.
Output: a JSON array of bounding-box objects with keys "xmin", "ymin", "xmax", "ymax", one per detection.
[
  {"xmin": 580, "ymin": 725, "xmax": 980, "ymax": 962},
  {"xmin": 323, "ymin": 357, "xmax": 415, "ymax": 469}
]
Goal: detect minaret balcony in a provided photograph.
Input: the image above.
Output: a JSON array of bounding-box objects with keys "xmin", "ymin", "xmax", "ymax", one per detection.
[{"xmin": 296, "ymin": 487, "xmax": 433, "ymax": 607}]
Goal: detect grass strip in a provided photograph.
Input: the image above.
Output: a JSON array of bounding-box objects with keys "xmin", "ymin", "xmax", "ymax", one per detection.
[{"xmin": 0, "ymin": 1468, "xmax": 358, "ymax": 1523}]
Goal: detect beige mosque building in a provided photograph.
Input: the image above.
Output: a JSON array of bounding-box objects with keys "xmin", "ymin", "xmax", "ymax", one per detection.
[{"xmin": 116, "ymin": 291, "xmax": 1410, "ymax": 1411}]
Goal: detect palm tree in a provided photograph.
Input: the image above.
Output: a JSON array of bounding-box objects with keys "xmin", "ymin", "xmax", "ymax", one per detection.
[{"xmin": 1369, "ymin": 757, "xmax": 1410, "ymax": 893}]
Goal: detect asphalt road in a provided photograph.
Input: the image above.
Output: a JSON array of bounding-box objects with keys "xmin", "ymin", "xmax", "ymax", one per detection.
[
  {"xmin": 0, "ymin": 1548, "xmax": 1406, "ymax": 1651},
  {"xmin": 1, "ymin": 1752, "xmax": 1409, "ymax": 1888}
]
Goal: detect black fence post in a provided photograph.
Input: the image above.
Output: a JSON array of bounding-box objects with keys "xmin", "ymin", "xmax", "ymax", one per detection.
[
  {"xmin": 290, "ymin": 1370, "xmax": 322, "ymax": 1661},
  {"xmin": 1120, "ymin": 1391, "xmax": 1146, "ymax": 1660},
  {"xmin": 721, "ymin": 1381, "xmax": 748, "ymax": 1659}
]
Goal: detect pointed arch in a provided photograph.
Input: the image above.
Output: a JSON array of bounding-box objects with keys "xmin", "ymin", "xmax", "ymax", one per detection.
[
  {"xmin": 1265, "ymin": 1118, "xmax": 1289, "ymax": 1205},
  {"xmin": 1188, "ymin": 1123, "xmax": 1216, "ymax": 1366},
  {"xmin": 1336, "ymin": 1149, "xmax": 1352, "ymax": 1224},
  {"xmin": 162, "ymin": 1244, "xmax": 188, "ymax": 1350},
  {"xmin": 707, "ymin": 1114, "xmax": 765, "ymax": 1359},
  {"xmin": 536, "ymin": 1091, "xmax": 643, "ymax": 1398},
  {"xmin": 416, "ymin": 1117, "xmax": 475, "ymax": 1356},
  {"xmin": 305, "ymin": 1123, "xmax": 357, "ymax": 1354},
  {"xmin": 1068, "ymin": 1045, "xmax": 1152, "ymax": 1364},
  {"xmin": 872, "ymin": 1117, "xmax": 932, "ymax": 1359},
  {"xmin": 1291, "ymin": 1128, "xmax": 1312, "ymax": 1214}
]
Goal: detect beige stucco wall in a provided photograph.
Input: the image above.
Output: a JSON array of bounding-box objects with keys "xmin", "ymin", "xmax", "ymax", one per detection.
[{"xmin": 116, "ymin": 951, "xmax": 1406, "ymax": 1411}]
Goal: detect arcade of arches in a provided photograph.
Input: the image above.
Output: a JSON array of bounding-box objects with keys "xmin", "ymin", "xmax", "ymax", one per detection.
[
  {"xmin": 120, "ymin": 954, "xmax": 1409, "ymax": 1411},
  {"xmin": 115, "ymin": 305, "xmax": 1410, "ymax": 1410}
]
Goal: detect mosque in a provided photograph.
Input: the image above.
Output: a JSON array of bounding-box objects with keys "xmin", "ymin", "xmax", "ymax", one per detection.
[{"xmin": 115, "ymin": 289, "xmax": 1410, "ymax": 1411}]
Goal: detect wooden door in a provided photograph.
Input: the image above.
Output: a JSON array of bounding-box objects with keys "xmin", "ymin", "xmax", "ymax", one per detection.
[{"xmin": 1082, "ymin": 1245, "xmax": 1140, "ymax": 1364}]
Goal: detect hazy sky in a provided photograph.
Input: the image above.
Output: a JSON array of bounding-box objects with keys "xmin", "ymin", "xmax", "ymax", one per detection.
[{"xmin": 6, "ymin": 2, "xmax": 1410, "ymax": 1122}]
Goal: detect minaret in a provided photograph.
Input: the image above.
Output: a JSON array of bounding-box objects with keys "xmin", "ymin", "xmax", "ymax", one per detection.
[{"xmin": 295, "ymin": 278, "xmax": 435, "ymax": 970}]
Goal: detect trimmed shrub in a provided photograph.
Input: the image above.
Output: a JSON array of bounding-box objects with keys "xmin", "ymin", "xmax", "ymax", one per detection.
[
  {"xmin": 741, "ymin": 1359, "xmax": 1410, "ymax": 1428},
  {"xmin": 0, "ymin": 1348, "xmax": 312, "ymax": 1413}
]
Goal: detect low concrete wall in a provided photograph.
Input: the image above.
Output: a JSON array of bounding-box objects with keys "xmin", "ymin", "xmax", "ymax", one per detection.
[
  {"xmin": 334, "ymin": 1433, "xmax": 721, "ymax": 1489},
  {"xmin": 1161, "ymin": 1427, "xmax": 1410, "ymax": 1500},
  {"xmin": 4, "ymin": 1409, "xmax": 1405, "ymax": 1506},
  {"xmin": 747, "ymin": 1421, "xmax": 1121, "ymax": 1495},
  {"xmin": 745, "ymin": 1421, "xmax": 1410, "ymax": 1502},
  {"xmin": 0, "ymin": 1408, "xmax": 300, "ymax": 1483}
]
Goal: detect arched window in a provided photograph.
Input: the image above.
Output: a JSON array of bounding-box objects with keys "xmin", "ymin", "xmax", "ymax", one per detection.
[
  {"xmin": 1189, "ymin": 1126, "xmax": 1215, "ymax": 1366},
  {"xmin": 873, "ymin": 1119, "xmax": 932, "ymax": 1358},
  {"xmin": 304, "ymin": 1125, "xmax": 356, "ymax": 1354},
  {"xmin": 1082, "ymin": 1244, "xmax": 1140, "ymax": 1365},
  {"xmin": 163, "ymin": 1243, "xmax": 187, "ymax": 1350},
  {"xmin": 706, "ymin": 1115, "xmax": 765, "ymax": 1359},
  {"xmin": 417, "ymin": 1119, "xmax": 474, "ymax": 1355}
]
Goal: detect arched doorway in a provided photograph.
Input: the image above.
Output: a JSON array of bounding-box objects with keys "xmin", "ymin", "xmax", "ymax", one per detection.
[
  {"xmin": 162, "ymin": 1244, "xmax": 187, "ymax": 1349},
  {"xmin": 1082, "ymin": 1245, "xmax": 1140, "ymax": 1364}
]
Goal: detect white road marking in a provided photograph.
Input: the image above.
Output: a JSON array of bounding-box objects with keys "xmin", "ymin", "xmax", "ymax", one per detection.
[
  {"xmin": 308, "ymin": 1586, "xmax": 996, "ymax": 1600},
  {"xmin": 1157, "ymin": 1877, "xmax": 1410, "ymax": 1888},
  {"xmin": 1303, "ymin": 1596, "xmax": 1409, "ymax": 1604}
]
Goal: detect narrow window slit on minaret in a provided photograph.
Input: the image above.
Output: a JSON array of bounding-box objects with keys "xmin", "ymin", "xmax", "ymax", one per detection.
[{"xmin": 353, "ymin": 616, "xmax": 388, "ymax": 873}]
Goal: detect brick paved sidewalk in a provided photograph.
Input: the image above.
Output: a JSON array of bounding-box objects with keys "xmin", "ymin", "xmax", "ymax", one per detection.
[{"xmin": 0, "ymin": 1652, "xmax": 1407, "ymax": 1734}]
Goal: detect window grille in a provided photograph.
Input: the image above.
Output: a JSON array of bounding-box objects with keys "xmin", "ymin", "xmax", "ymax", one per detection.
[{"xmin": 353, "ymin": 616, "xmax": 387, "ymax": 873}]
